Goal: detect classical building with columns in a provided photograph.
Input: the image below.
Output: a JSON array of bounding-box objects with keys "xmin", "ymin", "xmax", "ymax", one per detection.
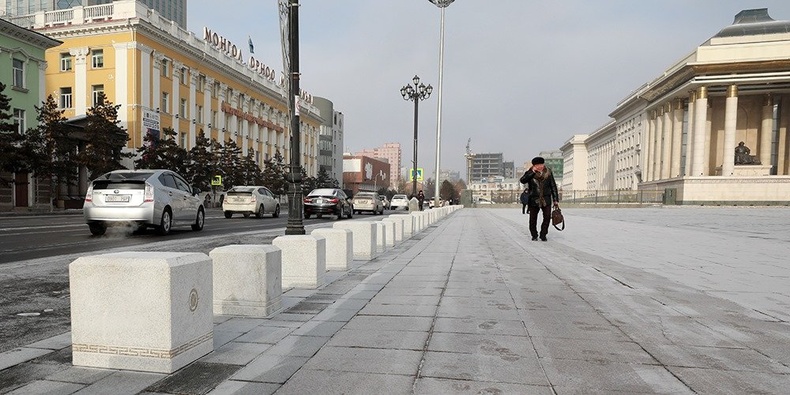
[
  {"xmin": 9, "ymin": 0, "xmax": 322, "ymax": 178},
  {"xmin": 562, "ymin": 8, "xmax": 790, "ymax": 205}
]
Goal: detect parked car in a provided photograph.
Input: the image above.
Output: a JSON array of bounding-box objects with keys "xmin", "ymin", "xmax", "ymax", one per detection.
[
  {"xmin": 222, "ymin": 186, "xmax": 280, "ymax": 218},
  {"xmin": 83, "ymin": 169, "xmax": 204, "ymax": 236},
  {"xmin": 390, "ymin": 194, "xmax": 410, "ymax": 210},
  {"xmin": 476, "ymin": 197, "xmax": 495, "ymax": 205},
  {"xmin": 378, "ymin": 195, "xmax": 390, "ymax": 210},
  {"xmin": 352, "ymin": 192, "xmax": 384, "ymax": 215},
  {"xmin": 303, "ymin": 188, "xmax": 353, "ymax": 220}
]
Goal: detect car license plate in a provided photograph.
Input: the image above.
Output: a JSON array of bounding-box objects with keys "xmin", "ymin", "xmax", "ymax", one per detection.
[
  {"xmin": 315, "ymin": 198, "xmax": 323, "ymax": 204},
  {"xmin": 105, "ymin": 194, "xmax": 130, "ymax": 202}
]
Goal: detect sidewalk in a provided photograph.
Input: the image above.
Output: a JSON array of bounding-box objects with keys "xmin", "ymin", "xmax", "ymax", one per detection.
[{"xmin": 2, "ymin": 207, "xmax": 790, "ymax": 394}]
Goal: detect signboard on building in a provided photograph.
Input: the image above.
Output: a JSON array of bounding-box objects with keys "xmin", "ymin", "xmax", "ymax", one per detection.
[{"xmin": 142, "ymin": 108, "xmax": 160, "ymax": 134}]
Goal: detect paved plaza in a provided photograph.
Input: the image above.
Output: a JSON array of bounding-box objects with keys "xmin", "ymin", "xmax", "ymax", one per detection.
[{"xmin": 1, "ymin": 206, "xmax": 790, "ymax": 394}]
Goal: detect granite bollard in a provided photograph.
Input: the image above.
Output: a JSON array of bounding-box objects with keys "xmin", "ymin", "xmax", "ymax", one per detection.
[
  {"xmin": 272, "ymin": 235, "xmax": 326, "ymax": 288},
  {"xmin": 209, "ymin": 245, "xmax": 282, "ymax": 317},
  {"xmin": 333, "ymin": 221, "xmax": 377, "ymax": 260},
  {"xmin": 382, "ymin": 216, "xmax": 403, "ymax": 243},
  {"xmin": 391, "ymin": 214, "xmax": 414, "ymax": 238},
  {"xmin": 69, "ymin": 252, "xmax": 213, "ymax": 374},
  {"xmin": 311, "ymin": 228, "xmax": 353, "ymax": 270}
]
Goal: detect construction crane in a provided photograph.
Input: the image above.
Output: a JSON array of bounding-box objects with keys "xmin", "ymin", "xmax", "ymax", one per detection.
[{"xmin": 464, "ymin": 138, "xmax": 475, "ymax": 184}]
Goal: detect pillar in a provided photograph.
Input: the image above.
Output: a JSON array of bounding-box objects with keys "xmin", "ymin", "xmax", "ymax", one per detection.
[
  {"xmin": 171, "ymin": 61, "xmax": 181, "ymax": 137},
  {"xmin": 691, "ymin": 86, "xmax": 708, "ymax": 176},
  {"xmin": 189, "ymin": 72, "xmax": 197, "ymax": 148},
  {"xmin": 721, "ymin": 85, "xmax": 738, "ymax": 176},
  {"xmin": 661, "ymin": 102, "xmax": 672, "ymax": 179},
  {"xmin": 671, "ymin": 98, "xmax": 683, "ymax": 178},
  {"xmin": 69, "ymin": 47, "xmax": 89, "ymax": 115},
  {"xmin": 684, "ymin": 90, "xmax": 696, "ymax": 175},
  {"xmin": 644, "ymin": 112, "xmax": 655, "ymax": 181},
  {"xmin": 653, "ymin": 107, "xmax": 663, "ymax": 181},
  {"xmin": 760, "ymin": 94, "xmax": 773, "ymax": 166}
]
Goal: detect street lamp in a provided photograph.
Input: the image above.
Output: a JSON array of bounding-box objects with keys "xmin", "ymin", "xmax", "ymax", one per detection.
[
  {"xmin": 400, "ymin": 75, "xmax": 432, "ymax": 197},
  {"xmin": 284, "ymin": 0, "xmax": 304, "ymax": 235},
  {"xmin": 429, "ymin": 0, "xmax": 454, "ymax": 207}
]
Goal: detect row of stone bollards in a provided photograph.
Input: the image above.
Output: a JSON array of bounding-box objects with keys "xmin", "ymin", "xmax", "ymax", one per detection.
[{"xmin": 68, "ymin": 205, "xmax": 463, "ymax": 373}]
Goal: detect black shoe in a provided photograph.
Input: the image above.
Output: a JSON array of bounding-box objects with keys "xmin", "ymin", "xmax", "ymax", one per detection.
[
  {"xmin": 540, "ymin": 236, "xmax": 547, "ymax": 241},
  {"xmin": 531, "ymin": 236, "xmax": 538, "ymax": 241}
]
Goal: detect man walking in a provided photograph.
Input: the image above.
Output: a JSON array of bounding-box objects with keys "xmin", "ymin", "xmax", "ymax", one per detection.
[{"xmin": 520, "ymin": 157, "xmax": 559, "ymax": 241}]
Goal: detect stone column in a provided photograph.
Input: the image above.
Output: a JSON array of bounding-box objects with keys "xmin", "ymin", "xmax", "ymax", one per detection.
[
  {"xmin": 70, "ymin": 47, "xmax": 89, "ymax": 115},
  {"xmin": 171, "ymin": 61, "xmax": 182, "ymax": 137},
  {"xmin": 661, "ymin": 103, "xmax": 672, "ymax": 179},
  {"xmin": 37, "ymin": 62, "xmax": 47, "ymax": 104},
  {"xmin": 691, "ymin": 86, "xmax": 708, "ymax": 176},
  {"xmin": 219, "ymin": 83, "xmax": 228, "ymax": 142},
  {"xmin": 152, "ymin": 54, "xmax": 163, "ymax": 113},
  {"xmin": 189, "ymin": 72, "xmax": 197, "ymax": 148},
  {"xmin": 138, "ymin": 44, "xmax": 152, "ymax": 110},
  {"xmin": 671, "ymin": 98, "xmax": 683, "ymax": 178},
  {"xmin": 644, "ymin": 112, "xmax": 655, "ymax": 182},
  {"xmin": 721, "ymin": 85, "xmax": 738, "ymax": 176},
  {"xmin": 684, "ymin": 90, "xmax": 696, "ymax": 175},
  {"xmin": 653, "ymin": 107, "xmax": 663, "ymax": 181},
  {"xmin": 760, "ymin": 94, "xmax": 773, "ymax": 166},
  {"xmin": 204, "ymin": 77, "xmax": 214, "ymax": 131}
]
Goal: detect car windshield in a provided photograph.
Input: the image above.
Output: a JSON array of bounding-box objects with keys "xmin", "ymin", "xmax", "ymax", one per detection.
[
  {"xmin": 228, "ymin": 187, "xmax": 255, "ymax": 194},
  {"xmin": 393, "ymin": 195, "xmax": 407, "ymax": 199},
  {"xmin": 308, "ymin": 188, "xmax": 337, "ymax": 197}
]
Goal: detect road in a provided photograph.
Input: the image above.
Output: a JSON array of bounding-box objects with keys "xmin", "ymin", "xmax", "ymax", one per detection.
[{"xmin": 0, "ymin": 207, "xmax": 395, "ymax": 353}]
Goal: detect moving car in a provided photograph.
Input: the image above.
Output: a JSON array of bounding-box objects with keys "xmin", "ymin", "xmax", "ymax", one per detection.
[
  {"xmin": 222, "ymin": 186, "xmax": 280, "ymax": 218},
  {"xmin": 303, "ymin": 188, "xmax": 353, "ymax": 220},
  {"xmin": 390, "ymin": 194, "xmax": 410, "ymax": 210},
  {"xmin": 83, "ymin": 169, "xmax": 205, "ymax": 236},
  {"xmin": 352, "ymin": 192, "xmax": 384, "ymax": 215}
]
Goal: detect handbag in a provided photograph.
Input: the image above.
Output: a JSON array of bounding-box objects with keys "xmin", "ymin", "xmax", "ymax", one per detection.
[{"xmin": 551, "ymin": 207, "xmax": 564, "ymax": 231}]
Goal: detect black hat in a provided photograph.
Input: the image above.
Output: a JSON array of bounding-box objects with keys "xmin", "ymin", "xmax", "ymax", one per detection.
[{"xmin": 531, "ymin": 157, "xmax": 545, "ymax": 165}]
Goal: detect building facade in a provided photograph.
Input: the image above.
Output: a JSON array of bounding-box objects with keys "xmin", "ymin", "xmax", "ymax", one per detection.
[
  {"xmin": 469, "ymin": 152, "xmax": 504, "ymax": 183},
  {"xmin": 313, "ymin": 96, "xmax": 344, "ymax": 187},
  {"xmin": 355, "ymin": 142, "xmax": 401, "ymax": 188},
  {"xmin": 9, "ymin": 0, "xmax": 322, "ymax": 197},
  {"xmin": 3, "ymin": 0, "xmax": 187, "ymax": 29},
  {"xmin": 561, "ymin": 8, "xmax": 790, "ymax": 205},
  {"xmin": 0, "ymin": 18, "xmax": 61, "ymax": 209},
  {"xmin": 342, "ymin": 154, "xmax": 390, "ymax": 195}
]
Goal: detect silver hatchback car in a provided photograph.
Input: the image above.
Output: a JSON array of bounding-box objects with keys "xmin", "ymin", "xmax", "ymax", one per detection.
[
  {"xmin": 222, "ymin": 186, "xmax": 280, "ymax": 218},
  {"xmin": 83, "ymin": 169, "xmax": 205, "ymax": 236}
]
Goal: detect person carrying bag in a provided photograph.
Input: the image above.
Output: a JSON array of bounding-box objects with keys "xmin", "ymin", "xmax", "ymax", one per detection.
[{"xmin": 520, "ymin": 156, "xmax": 560, "ymax": 241}]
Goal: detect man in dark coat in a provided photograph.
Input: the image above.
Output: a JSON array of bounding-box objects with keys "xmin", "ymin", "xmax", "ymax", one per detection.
[{"xmin": 520, "ymin": 156, "xmax": 559, "ymax": 241}]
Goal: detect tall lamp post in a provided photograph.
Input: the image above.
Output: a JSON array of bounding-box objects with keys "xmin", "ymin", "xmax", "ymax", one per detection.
[
  {"xmin": 400, "ymin": 75, "xmax": 432, "ymax": 197},
  {"xmin": 285, "ymin": 0, "xmax": 304, "ymax": 235},
  {"xmin": 429, "ymin": 0, "xmax": 454, "ymax": 207}
]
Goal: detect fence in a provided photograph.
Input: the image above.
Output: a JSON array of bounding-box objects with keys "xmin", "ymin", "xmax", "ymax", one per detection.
[{"xmin": 474, "ymin": 189, "xmax": 665, "ymax": 205}]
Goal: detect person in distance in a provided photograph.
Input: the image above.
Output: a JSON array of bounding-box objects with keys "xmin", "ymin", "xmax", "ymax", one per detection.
[{"xmin": 519, "ymin": 156, "xmax": 559, "ymax": 241}]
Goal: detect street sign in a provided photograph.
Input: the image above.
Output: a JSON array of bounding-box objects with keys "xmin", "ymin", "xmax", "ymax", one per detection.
[
  {"xmin": 211, "ymin": 175, "xmax": 222, "ymax": 186},
  {"xmin": 409, "ymin": 168, "xmax": 424, "ymax": 182}
]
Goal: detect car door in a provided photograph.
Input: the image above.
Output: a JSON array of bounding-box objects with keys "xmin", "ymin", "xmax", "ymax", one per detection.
[
  {"xmin": 158, "ymin": 173, "xmax": 184, "ymax": 222},
  {"xmin": 173, "ymin": 173, "xmax": 198, "ymax": 223},
  {"xmin": 257, "ymin": 187, "xmax": 269, "ymax": 213}
]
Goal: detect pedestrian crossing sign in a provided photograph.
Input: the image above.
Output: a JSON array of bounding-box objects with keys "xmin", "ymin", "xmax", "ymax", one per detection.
[{"xmin": 409, "ymin": 168, "xmax": 424, "ymax": 182}]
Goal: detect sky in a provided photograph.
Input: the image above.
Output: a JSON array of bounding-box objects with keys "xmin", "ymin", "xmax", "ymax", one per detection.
[{"xmin": 189, "ymin": 1, "xmax": 790, "ymax": 179}]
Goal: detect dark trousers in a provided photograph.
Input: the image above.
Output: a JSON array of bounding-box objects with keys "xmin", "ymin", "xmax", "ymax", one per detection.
[
  {"xmin": 521, "ymin": 203, "xmax": 527, "ymax": 214},
  {"xmin": 528, "ymin": 204, "xmax": 551, "ymax": 237}
]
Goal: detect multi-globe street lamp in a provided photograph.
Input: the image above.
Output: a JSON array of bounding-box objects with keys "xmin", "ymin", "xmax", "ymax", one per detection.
[
  {"xmin": 400, "ymin": 75, "xmax": 433, "ymax": 197},
  {"xmin": 429, "ymin": 0, "xmax": 454, "ymax": 207}
]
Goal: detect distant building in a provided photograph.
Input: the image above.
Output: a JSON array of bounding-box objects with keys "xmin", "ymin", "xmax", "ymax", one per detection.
[
  {"xmin": 439, "ymin": 169, "xmax": 460, "ymax": 183},
  {"xmin": 313, "ymin": 97, "xmax": 344, "ymax": 187},
  {"xmin": 356, "ymin": 142, "xmax": 401, "ymax": 188},
  {"xmin": 469, "ymin": 152, "xmax": 504, "ymax": 183},
  {"xmin": 342, "ymin": 154, "xmax": 391, "ymax": 195},
  {"xmin": 538, "ymin": 150, "xmax": 564, "ymax": 187}
]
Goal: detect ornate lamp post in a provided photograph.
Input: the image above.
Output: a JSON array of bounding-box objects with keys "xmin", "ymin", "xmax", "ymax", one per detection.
[
  {"xmin": 400, "ymin": 75, "xmax": 432, "ymax": 197},
  {"xmin": 284, "ymin": 0, "xmax": 304, "ymax": 235},
  {"xmin": 429, "ymin": 0, "xmax": 454, "ymax": 207}
]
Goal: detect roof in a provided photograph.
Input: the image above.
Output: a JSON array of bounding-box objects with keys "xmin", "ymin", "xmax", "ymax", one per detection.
[
  {"xmin": 0, "ymin": 18, "xmax": 62, "ymax": 48},
  {"xmin": 714, "ymin": 8, "xmax": 790, "ymax": 38}
]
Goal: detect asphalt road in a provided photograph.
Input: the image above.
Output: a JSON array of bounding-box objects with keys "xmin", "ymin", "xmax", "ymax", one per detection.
[{"xmin": 0, "ymin": 207, "xmax": 394, "ymax": 353}]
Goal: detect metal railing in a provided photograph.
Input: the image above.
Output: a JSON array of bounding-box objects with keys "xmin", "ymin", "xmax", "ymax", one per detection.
[{"xmin": 477, "ymin": 189, "xmax": 665, "ymax": 205}]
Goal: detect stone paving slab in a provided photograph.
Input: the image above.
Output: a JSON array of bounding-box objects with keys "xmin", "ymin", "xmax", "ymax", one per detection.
[{"xmin": 4, "ymin": 207, "xmax": 790, "ymax": 394}]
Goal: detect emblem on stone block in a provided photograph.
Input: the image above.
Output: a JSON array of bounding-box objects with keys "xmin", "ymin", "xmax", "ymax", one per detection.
[{"xmin": 189, "ymin": 288, "xmax": 198, "ymax": 311}]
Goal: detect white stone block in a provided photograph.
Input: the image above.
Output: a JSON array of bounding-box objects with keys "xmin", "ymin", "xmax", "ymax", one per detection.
[
  {"xmin": 209, "ymin": 245, "xmax": 282, "ymax": 317},
  {"xmin": 411, "ymin": 212, "xmax": 424, "ymax": 232},
  {"xmin": 311, "ymin": 228, "xmax": 352, "ymax": 270},
  {"xmin": 272, "ymin": 235, "xmax": 326, "ymax": 289},
  {"xmin": 69, "ymin": 252, "xmax": 213, "ymax": 374},
  {"xmin": 382, "ymin": 217, "xmax": 403, "ymax": 243},
  {"xmin": 379, "ymin": 220, "xmax": 395, "ymax": 248},
  {"xmin": 373, "ymin": 221, "xmax": 387, "ymax": 253},
  {"xmin": 334, "ymin": 221, "xmax": 377, "ymax": 260},
  {"xmin": 391, "ymin": 214, "xmax": 414, "ymax": 238}
]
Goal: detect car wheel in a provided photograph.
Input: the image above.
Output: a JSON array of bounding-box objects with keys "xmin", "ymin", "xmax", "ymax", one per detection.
[
  {"xmin": 192, "ymin": 208, "xmax": 205, "ymax": 231},
  {"xmin": 88, "ymin": 223, "xmax": 106, "ymax": 236},
  {"xmin": 224, "ymin": 211, "xmax": 232, "ymax": 219},
  {"xmin": 157, "ymin": 208, "xmax": 172, "ymax": 235},
  {"xmin": 273, "ymin": 204, "xmax": 280, "ymax": 218},
  {"xmin": 347, "ymin": 207, "xmax": 353, "ymax": 219},
  {"xmin": 335, "ymin": 209, "xmax": 342, "ymax": 220},
  {"xmin": 243, "ymin": 213, "xmax": 250, "ymax": 218},
  {"xmin": 256, "ymin": 205, "xmax": 264, "ymax": 219},
  {"xmin": 305, "ymin": 213, "xmax": 311, "ymax": 219}
]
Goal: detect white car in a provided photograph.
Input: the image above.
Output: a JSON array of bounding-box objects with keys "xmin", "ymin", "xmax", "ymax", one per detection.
[
  {"xmin": 352, "ymin": 192, "xmax": 384, "ymax": 215},
  {"xmin": 223, "ymin": 186, "xmax": 280, "ymax": 218},
  {"xmin": 83, "ymin": 169, "xmax": 204, "ymax": 236},
  {"xmin": 390, "ymin": 194, "xmax": 410, "ymax": 210}
]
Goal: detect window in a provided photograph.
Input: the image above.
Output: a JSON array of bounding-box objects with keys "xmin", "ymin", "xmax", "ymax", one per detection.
[
  {"xmin": 197, "ymin": 75, "xmax": 205, "ymax": 92},
  {"xmin": 60, "ymin": 53, "xmax": 72, "ymax": 71},
  {"xmin": 92, "ymin": 84, "xmax": 105, "ymax": 106},
  {"xmin": 196, "ymin": 105, "xmax": 203, "ymax": 124},
  {"xmin": 179, "ymin": 67, "xmax": 187, "ymax": 85},
  {"xmin": 211, "ymin": 111, "xmax": 217, "ymax": 127},
  {"xmin": 12, "ymin": 59, "xmax": 24, "ymax": 88},
  {"xmin": 13, "ymin": 109, "xmax": 25, "ymax": 133},
  {"xmin": 91, "ymin": 49, "xmax": 104, "ymax": 68},
  {"xmin": 59, "ymin": 87, "xmax": 73, "ymax": 109},
  {"xmin": 179, "ymin": 132, "xmax": 187, "ymax": 148},
  {"xmin": 179, "ymin": 99, "xmax": 187, "ymax": 118},
  {"xmin": 161, "ymin": 58, "xmax": 169, "ymax": 77},
  {"xmin": 212, "ymin": 82, "xmax": 219, "ymax": 98},
  {"xmin": 161, "ymin": 92, "xmax": 169, "ymax": 113}
]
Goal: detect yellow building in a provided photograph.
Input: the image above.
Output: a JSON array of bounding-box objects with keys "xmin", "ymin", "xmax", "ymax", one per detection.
[{"xmin": 13, "ymin": 0, "xmax": 321, "ymax": 176}]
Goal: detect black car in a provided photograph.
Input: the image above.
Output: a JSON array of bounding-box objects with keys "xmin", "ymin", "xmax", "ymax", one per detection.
[{"xmin": 303, "ymin": 188, "xmax": 353, "ymax": 220}]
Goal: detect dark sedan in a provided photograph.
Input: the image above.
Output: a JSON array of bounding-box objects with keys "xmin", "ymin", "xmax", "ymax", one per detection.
[{"xmin": 303, "ymin": 188, "xmax": 353, "ymax": 220}]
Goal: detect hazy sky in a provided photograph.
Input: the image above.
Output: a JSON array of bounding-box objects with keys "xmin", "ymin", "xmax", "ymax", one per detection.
[{"xmin": 189, "ymin": 1, "xmax": 790, "ymax": 178}]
